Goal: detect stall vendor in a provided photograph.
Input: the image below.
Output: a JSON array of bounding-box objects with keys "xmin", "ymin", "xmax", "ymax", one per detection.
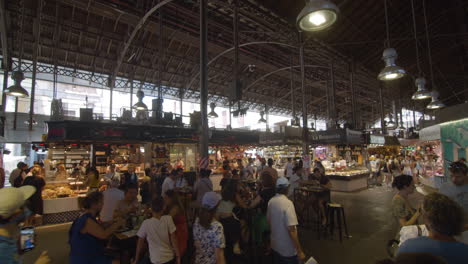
[{"xmin": 54, "ymin": 164, "xmax": 69, "ymax": 181}]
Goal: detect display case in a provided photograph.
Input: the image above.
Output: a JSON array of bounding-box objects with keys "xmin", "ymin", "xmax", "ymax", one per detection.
[
  {"xmin": 326, "ymin": 168, "xmax": 370, "ymax": 192},
  {"xmin": 42, "ymin": 181, "xmax": 87, "ymax": 224}
]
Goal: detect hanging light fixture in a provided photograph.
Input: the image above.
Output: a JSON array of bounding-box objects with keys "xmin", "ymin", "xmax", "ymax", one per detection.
[
  {"xmin": 296, "ymin": 0, "xmax": 339, "ymax": 32},
  {"xmin": 422, "ymin": 0, "xmax": 444, "ymax": 110},
  {"xmin": 208, "ymin": 102, "xmax": 218, "ymax": 118},
  {"xmin": 386, "ymin": 114, "xmax": 396, "ymax": 129},
  {"xmin": 409, "ymin": 0, "xmax": 431, "ymax": 100},
  {"xmin": 310, "ymin": 122, "xmax": 316, "ymax": 131},
  {"xmin": 258, "ymin": 111, "xmax": 267, "ymax": 123},
  {"xmin": 132, "ymin": 90, "xmax": 148, "ymax": 110},
  {"xmin": 412, "ymin": 77, "xmax": 431, "ymax": 100},
  {"xmin": 5, "ymin": 71, "xmax": 29, "ymax": 97},
  {"xmin": 427, "ymin": 91, "xmax": 445, "ymax": 110},
  {"xmin": 378, "ymin": 0, "xmax": 406, "ymax": 81}
]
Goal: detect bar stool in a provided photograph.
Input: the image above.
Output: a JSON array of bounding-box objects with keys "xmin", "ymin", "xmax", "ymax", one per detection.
[{"xmin": 326, "ymin": 203, "xmax": 349, "ymax": 242}]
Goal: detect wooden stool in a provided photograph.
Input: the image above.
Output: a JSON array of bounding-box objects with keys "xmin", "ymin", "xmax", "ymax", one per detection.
[{"xmin": 326, "ymin": 203, "xmax": 349, "ymax": 242}]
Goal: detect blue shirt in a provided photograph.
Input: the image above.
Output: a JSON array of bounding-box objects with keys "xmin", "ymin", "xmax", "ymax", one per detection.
[{"xmin": 398, "ymin": 236, "xmax": 468, "ymax": 264}]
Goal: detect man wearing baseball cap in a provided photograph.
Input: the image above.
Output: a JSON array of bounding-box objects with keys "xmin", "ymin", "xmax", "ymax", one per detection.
[
  {"xmin": 267, "ymin": 177, "xmax": 305, "ymax": 263},
  {"xmin": 0, "ymin": 186, "xmax": 50, "ymax": 264}
]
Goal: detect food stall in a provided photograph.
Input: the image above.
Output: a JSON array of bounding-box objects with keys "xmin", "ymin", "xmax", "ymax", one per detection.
[
  {"xmin": 414, "ymin": 124, "xmax": 445, "ymax": 189},
  {"xmin": 309, "ymin": 129, "xmax": 370, "ymax": 192},
  {"xmin": 367, "ymin": 135, "xmax": 401, "ymax": 157}
]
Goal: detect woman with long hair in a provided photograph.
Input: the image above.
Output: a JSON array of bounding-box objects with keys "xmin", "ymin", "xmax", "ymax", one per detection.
[
  {"xmin": 391, "ymin": 175, "xmax": 421, "ymax": 227},
  {"xmin": 69, "ymin": 192, "xmax": 124, "ymax": 264},
  {"xmin": 164, "ymin": 189, "xmax": 188, "ymax": 259},
  {"xmin": 193, "ymin": 192, "xmax": 226, "ymax": 264}
]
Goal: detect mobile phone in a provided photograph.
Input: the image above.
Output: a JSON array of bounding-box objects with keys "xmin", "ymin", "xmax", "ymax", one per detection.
[{"xmin": 20, "ymin": 226, "xmax": 35, "ymax": 252}]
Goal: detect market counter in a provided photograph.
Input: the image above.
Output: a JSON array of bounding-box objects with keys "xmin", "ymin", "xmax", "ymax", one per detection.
[
  {"xmin": 328, "ymin": 172, "xmax": 369, "ymax": 192},
  {"xmin": 43, "ymin": 196, "xmax": 84, "ymax": 224}
]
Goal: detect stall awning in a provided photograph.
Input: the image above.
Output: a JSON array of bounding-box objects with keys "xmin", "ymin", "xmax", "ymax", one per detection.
[{"xmin": 45, "ymin": 120, "xmax": 198, "ymax": 143}]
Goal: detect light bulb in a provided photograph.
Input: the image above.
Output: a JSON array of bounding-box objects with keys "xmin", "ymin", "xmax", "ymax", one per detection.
[
  {"xmin": 309, "ymin": 12, "xmax": 326, "ymax": 26},
  {"xmin": 384, "ymin": 73, "xmax": 398, "ymax": 80}
]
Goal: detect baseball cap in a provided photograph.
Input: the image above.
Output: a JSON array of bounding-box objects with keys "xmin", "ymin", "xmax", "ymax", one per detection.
[
  {"xmin": 276, "ymin": 177, "xmax": 290, "ymax": 188},
  {"xmin": 201, "ymin": 191, "xmax": 221, "ymax": 210},
  {"xmin": 0, "ymin": 186, "xmax": 36, "ymax": 218}
]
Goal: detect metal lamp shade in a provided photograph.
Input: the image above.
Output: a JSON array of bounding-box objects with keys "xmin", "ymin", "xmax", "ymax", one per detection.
[
  {"xmin": 5, "ymin": 71, "xmax": 29, "ymax": 98},
  {"xmin": 133, "ymin": 90, "xmax": 148, "ymax": 110},
  {"xmin": 208, "ymin": 102, "xmax": 218, "ymax": 118},
  {"xmin": 296, "ymin": 0, "xmax": 339, "ymax": 32},
  {"xmin": 378, "ymin": 48, "xmax": 406, "ymax": 81},
  {"xmin": 427, "ymin": 92, "xmax": 445, "ymax": 110},
  {"xmin": 411, "ymin": 77, "xmax": 431, "ymax": 100},
  {"xmin": 258, "ymin": 111, "xmax": 267, "ymax": 123},
  {"xmin": 133, "ymin": 101, "xmax": 148, "ymax": 110}
]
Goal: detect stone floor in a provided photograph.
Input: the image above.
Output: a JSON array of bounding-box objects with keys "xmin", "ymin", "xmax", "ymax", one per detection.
[{"xmin": 23, "ymin": 185, "xmax": 424, "ymax": 264}]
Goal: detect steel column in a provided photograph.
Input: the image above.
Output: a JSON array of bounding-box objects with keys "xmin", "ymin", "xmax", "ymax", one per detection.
[
  {"xmin": 13, "ymin": 97, "xmax": 18, "ymax": 130},
  {"xmin": 109, "ymin": 77, "xmax": 113, "ymax": 120},
  {"xmin": 290, "ymin": 55, "xmax": 296, "ymax": 120},
  {"xmin": 233, "ymin": 0, "xmax": 239, "ymax": 99},
  {"xmin": 199, "ymin": 0, "xmax": 209, "ymax": 160},
  {"xmin": 130, "ymin": 79, "xmax": 134, "ymax": 107},
  {"xmin": 1, "ymin": 71, "xmax": 7, "ymax": 137},
  {"xmin": 379, "ymin": 83, "xmax": 386, "ymax": 134},
  {"xmin": 350, "ymin": 61, "xmax": 357, "ymax": 128},
  {"xmin": 299, "ymin": 33, "xmax": 308, "ymax": 155},
  {"xmin": 328, "ymin": 60, "xmax": 337, "ymax": 129},
  {"xmin": 29, "ymin": 0, "xmax": 42, "ymax": 131}
]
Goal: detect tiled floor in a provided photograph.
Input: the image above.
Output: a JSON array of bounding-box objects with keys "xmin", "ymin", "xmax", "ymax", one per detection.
[{"xmin": 23, "ymin": 185, "xmax": 423, "ymax": 264}]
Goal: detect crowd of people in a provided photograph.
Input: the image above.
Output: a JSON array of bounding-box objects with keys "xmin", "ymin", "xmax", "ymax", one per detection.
[{"xmin": 0, "ymin": 156, "xmax": 467, "ymax": 264}]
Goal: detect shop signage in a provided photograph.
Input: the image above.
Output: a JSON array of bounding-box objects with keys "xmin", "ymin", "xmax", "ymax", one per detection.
[
  {"xmin": 346, "ymin": 129, "xmax": 365, "ymax": 145},
  {"xmin": 309, "ymin": 129, "xmax": 364, "ymax": 145},
  {"xmin": 370, "ymin": 135, "xmax": 385, "ymax": 145},
  {"xmin": 309, "ymin": 129, "xmax": 345, "ymax": 145}
]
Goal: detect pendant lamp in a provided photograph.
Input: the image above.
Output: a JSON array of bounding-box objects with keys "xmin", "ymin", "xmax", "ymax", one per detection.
[
  {"xmin": 133, "ymin": 90, "xmax": 148, "ymax": 110},
  {"xmin": 5, "ymin": 71, "xmax": 29, "ymax": 97},
  {"xmin": 426, "ymin": 91, "xmax": 445, "ymax": 110},
  {"xmin": 258, "ymin": 111, "xmax": 267, "ymax": 123},
  {"xmin": 208, "ymin": 103, "xmax": 218, "ymax": 118},
  {"xmin": 422, "ymin": 0, "xmax": 444, "ymax": 110},
  {"xmin": 296, "ymin": 0, "xmax": 339, "ymax": 32},
  {"xmin": 409, "ymin": 0, "xmax": 431, "ymax": 100},
  {"xmin": 378, "ymin": 0, "xmax": 406, "ymax": 81},
  {"xmin": 411, "ymin": 77, "xmax": 431, "ymax": 100}
]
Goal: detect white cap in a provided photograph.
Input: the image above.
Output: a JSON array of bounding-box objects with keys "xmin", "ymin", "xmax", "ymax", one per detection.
[
  {"xmin": 276, "ymin": 177, "xmax": 290, "ymax": 188},
  {"xmin": 0, "ymin": 186, "xmax": 36, "ymax": 218},
  {"xmin": 202, "ymin": 192, "xmax": 221, "ymax": 210}
]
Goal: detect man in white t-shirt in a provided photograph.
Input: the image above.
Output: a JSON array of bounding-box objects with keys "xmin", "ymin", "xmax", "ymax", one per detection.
[
  {"xmin": 161, "ymin": 170, "xmax": 177, "ymax": 196},
  {"xmin": 284, "ymin": 158, "xmax": 294, "ymax": 178},
  {"xmin": 100, "ymin": 179, "xmax": 124, "ymax": 223},
  {"xmin": 134, "ymin": 197, "xmax": 180, "ymax": 264},
  {"xmin": 267, "ymin": 177, "xmax": 305, "ymax": 263}
]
